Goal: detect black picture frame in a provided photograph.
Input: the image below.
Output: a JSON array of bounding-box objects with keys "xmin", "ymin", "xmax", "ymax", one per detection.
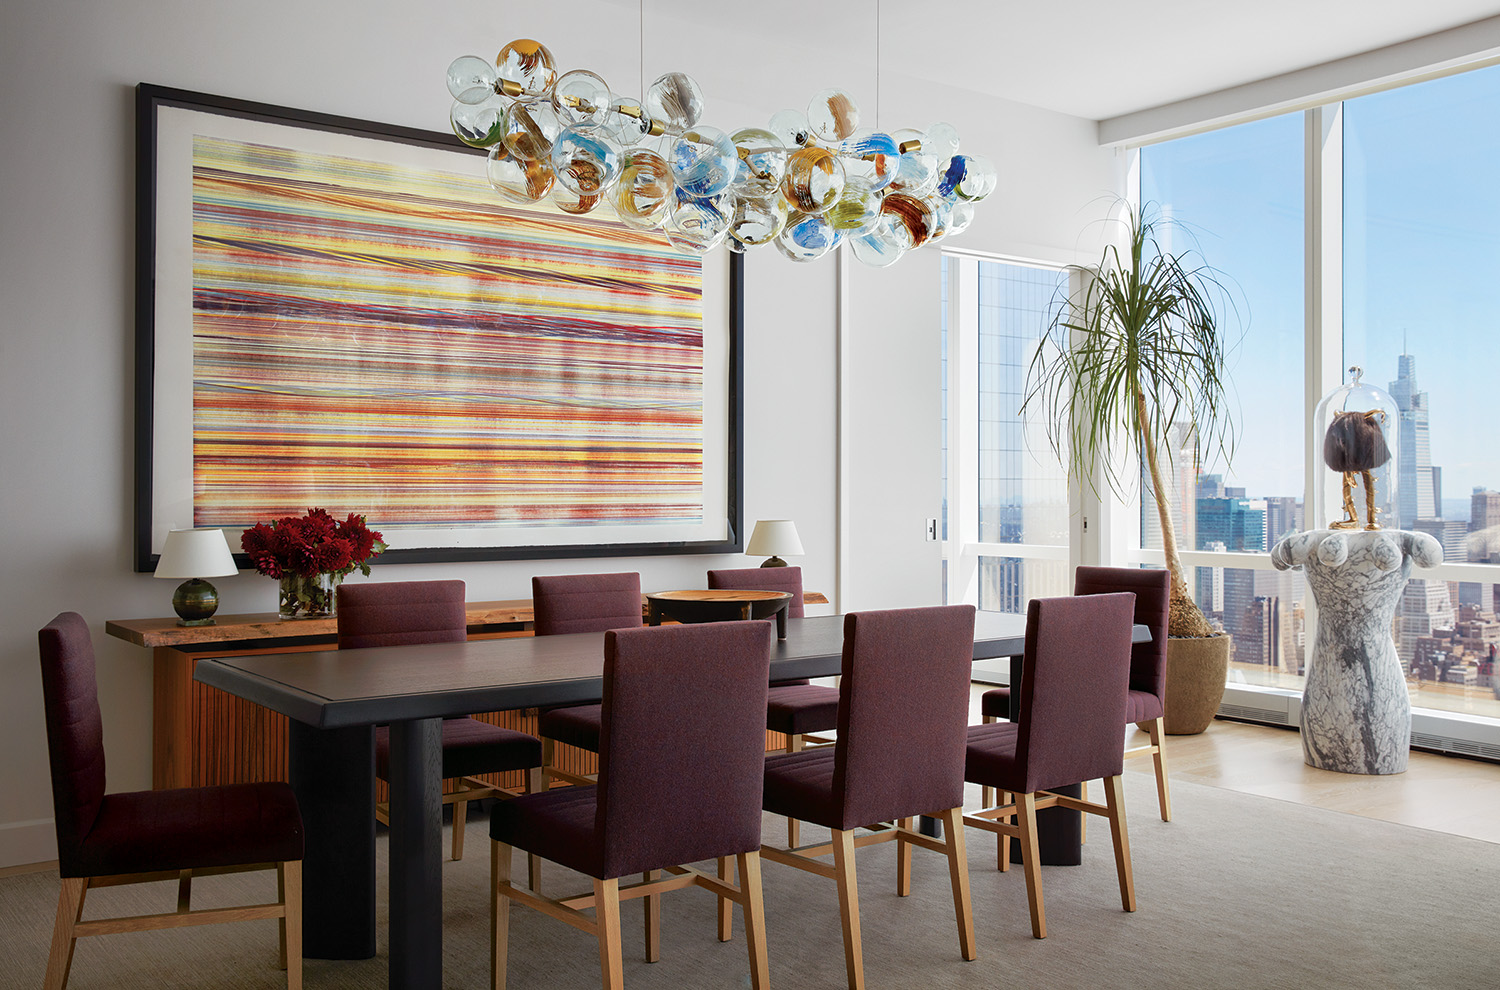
[{"xmin": 134, "ymin": 83, "xmax": 743, "ymax": 572}]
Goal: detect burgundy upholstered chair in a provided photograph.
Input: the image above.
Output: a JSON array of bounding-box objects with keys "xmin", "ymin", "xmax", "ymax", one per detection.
[
  {"xmin": 978, "ymin": 567, "xmax": 1173, "ymax": 823},
  {"xmin": 760, "ymin": 605, "xmax": 979, "ymax": 990},
  {"xmin": 39, "ymin": 613, "xmax": 304, "ymax": 990},
  {"xmin": 532, "ymin": 572, "xmax": 643, "ymax": 789},
  {"xmin": 489, "ymin": 621, "xmax": 775, "ymax": 990},
  {"xmin": 709, "ymin": 566, "xmax": 834, "ymax": 847},
  {"xmin": 963, "ymin": 593, "xmax": 1138, "ymax": 939},
  {"xmin": 1075, "ymin": 565, "xmax": 1173, "ymax": 820},
  {"xmin": 337, "ymin": 580, "xmax": 543, "ymax": 865}
]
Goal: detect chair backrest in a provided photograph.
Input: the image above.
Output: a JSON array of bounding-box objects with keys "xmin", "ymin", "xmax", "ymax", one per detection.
[
  {"xmin": 830, "ymin": 604, "xmax": 976, "ymax": 830},
  {"xmin": 38, "ymin": 612, "xmax": 107, "ymax": 876},
  {"xmin": 1013, "ymin": 593, "xmax": 1136, "ymax": 794},
  {"xmin": 1074, "ymin": 566, "xmax": 1170, "ymax": 701},
  {"xmin": 707, "ymin": 566, "xmax": 806, "ymax": 618},
  {"xmin": 595, "ymin": 621, "xmax": 774, "ymax": 878},
  {"xmin": 336, "ymin": 580, "xmax": 467, "ymax": 649},
  {"xmin": 531, "ymin": 572, "xmax": 643, "ymax": 636}
]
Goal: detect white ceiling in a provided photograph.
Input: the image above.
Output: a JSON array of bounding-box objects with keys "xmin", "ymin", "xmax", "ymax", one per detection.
[{"xmin": 634, "ymin": 0, "xmax": 1500, "ymax": 121}]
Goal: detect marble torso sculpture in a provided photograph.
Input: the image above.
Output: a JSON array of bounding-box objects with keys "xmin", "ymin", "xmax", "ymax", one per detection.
[{"xmin": 1271, "ymin": 528, "xmax": 1442, "ymax": 774}]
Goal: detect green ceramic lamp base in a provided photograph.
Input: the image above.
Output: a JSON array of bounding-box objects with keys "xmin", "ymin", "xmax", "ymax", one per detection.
[{"xmin": 172, "ymin": 578, "xmax": 220, "ymax": 626}]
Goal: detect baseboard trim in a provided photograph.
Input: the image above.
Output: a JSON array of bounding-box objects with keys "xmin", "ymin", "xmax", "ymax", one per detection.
[{"xmin": 0, "ymin": 819, "xmax": 58, "ymax": 870}]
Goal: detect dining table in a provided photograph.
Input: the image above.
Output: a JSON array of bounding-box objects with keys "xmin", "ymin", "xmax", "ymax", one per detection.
[{"xmin": 192, "ymin": 610, "xmax": 1144, "ymax": 989}]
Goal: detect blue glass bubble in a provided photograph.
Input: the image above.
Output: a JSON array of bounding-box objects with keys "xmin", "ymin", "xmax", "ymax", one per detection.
[
  {"xmin": 551, "ymin": 126, "xmax": 622, "ymax": 196},
  {"xmin": 776, "ymin": 211, "xmax": 839, "ymax": 263},
  {"xmin": 839, "ymin": 131, "xmax": 900, "ymax": 192},
  {"xmin": 669, "ymin": 126, "xmax": 737, "ymax": 200}
]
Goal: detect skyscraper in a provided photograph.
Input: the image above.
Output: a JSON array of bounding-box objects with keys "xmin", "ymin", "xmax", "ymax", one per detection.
[{"xmin": 1389, "ymin": 353, "xmax": 1438, "ymax": 527}]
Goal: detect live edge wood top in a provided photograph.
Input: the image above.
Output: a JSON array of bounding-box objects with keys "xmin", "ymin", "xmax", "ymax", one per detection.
[
  {"xmin": 107, "ymin": 592, "xmax": 832, "ymax": 649},
  {"xmin": 193, "ymin": 612, "xmax": 1034, "ymax": 730}
]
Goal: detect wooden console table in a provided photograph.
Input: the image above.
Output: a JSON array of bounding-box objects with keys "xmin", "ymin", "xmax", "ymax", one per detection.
[{"xmin": 108, "ymin": 592, "xmax": 829, "ymax": 791}]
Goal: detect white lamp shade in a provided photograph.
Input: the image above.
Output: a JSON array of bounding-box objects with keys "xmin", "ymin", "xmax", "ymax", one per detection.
[
  {"xmin": 746, "ymin": 519, "xmax": 804, "ymax": 557},
  {"xmin": 154, "ymin": 528, "xmax": 238, "ymax": 579}
]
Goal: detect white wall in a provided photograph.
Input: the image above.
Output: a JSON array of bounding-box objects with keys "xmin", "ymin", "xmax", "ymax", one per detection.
[{"xmin": 0, "ymin": 0, "xmax": 1117, "ymax": 866}]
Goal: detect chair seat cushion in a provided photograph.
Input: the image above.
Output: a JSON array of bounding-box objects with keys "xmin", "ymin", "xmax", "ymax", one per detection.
[
  {"xmin": 1126, "ymin": 689, "xmax": 1164, "ymax": 724},
  {"xmin": 70, "ymin": 782, "xmax": 304, "ymax": 878},
  {"xmin": 490, "ymin": 784, "xmax": 605, "ymax": 879},
  {"xmin": 964, "ymin": 721, "xmax": 1023, "ymax": 793},
  {"xmin": 536, "ymin": 704, "xmax": 603, "ymax": 752},
  {"xmin": 375, "ymin": 718, "xmax": 542, "ymax": 781},
  {"xmin": 979, "ymin": 686, "xmax": 1011, "ymax": 719},
  {"xmin": 766, "ymin": 684, "xmax": 840, "ymax": 737},
  {"xmin": 762, "ymin": 748, "xmax": 840, "ymax": 830}
]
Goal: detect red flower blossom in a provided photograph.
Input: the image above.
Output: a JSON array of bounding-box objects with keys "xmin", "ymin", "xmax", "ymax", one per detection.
[{"xmin": 239, "ymin": 508, "xmax": 386, "ymax": 579}]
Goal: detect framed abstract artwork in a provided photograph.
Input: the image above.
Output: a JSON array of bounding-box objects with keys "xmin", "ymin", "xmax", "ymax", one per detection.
[{"xmin": 134, "ymin": 84, "xmax": 743, "ymax": 571}]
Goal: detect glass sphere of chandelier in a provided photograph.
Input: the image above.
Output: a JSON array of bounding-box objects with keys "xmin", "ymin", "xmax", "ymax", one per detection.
[{"xmin": 445, "ymin": 39, "xmax": 995, "ymax": 265}]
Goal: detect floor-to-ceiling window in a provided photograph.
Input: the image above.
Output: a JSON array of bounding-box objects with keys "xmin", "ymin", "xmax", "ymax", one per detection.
[
  {"xmin": 1140, "ymin": 112, "xmax": 1310, "ymax": 692},
  {"xmin": 942, "ymin": 254, "xmax": 1069, "ymax": 613}
]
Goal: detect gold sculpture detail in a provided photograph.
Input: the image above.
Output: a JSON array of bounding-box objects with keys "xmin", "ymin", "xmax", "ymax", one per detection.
[{"xmin": 1323, "ymin": 409, "xmax": 1390, "ymax": 530}]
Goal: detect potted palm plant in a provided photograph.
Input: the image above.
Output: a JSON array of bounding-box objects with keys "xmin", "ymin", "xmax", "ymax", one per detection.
[{"xmin": 1024, "ymin": 202, "xmax": 1240, "ymax": 734}]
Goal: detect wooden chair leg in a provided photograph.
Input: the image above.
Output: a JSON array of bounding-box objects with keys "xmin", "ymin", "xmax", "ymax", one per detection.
[
  {"xmin": 524, "ymin": 768, "xmax": 544, "ymax": 892},
  {"xmin": 938, "ymin": 807, "xmax": 977, "ymax": 961},
  {"xmin": 997, "ymin": 801, "xmax": 1012, "ymax": 873},
  {"xmin": 176, "ymin": 869, "xmax": 192, "ymax": 913},
  {"xmin": 737, "ymin": 851, "xmax": 770, "ymax": 990},
  {"xmin": 595, "ymin": 878, "xmax": 624, "ymax": 990},
  {"xmin": 786, "ymin": 733, "xmax": 804, "ymax": 848},
  {"xmin": 491, "ymin": 840, "xmax": 512, "ymax": 990},
  {"xmin": 1147, "ymin": 716, "xmax": 1172, "ymax": 821},
  {"xmin": 44, "ymin": 876, "xmax": 86, "ymax": 990},
  {"xmin": 832, "ymin": 828, "xmax": 865, "ymax": 990},
  {"xmin": 277, "ymin": 864, "xmax": 288, "ymax": 969},
  {"xmin": 540, "ymin": 736, "xmax": 556, "ymax": 792},
  {"xmin": 716, "ymin": 857, "xmax": 734, "ymax": 942},
  {"xmin": 453, "ymin": 796, "xmax": 468, "ymax": 862},
  {"xmin": 1016, "ymin": 792, "xmax": 1046, "ymax": 939},
  {"xmin": 896, "ymin": 817, "xmax": 913, "ymax": 897},
  {"xmin": 1080, "ymin": 780, "xmax": 1088, "ymax": 844},
  {"xmin": 644, "ymin": 870, "xmax": 661, "ymax": 962},
  {"xmin": 1104, "ymin": 775, "xmax": 1137, "ymax": 912},
  {"xmin": 281, "ymin": 861, "xmax": 303, "ymax": 990}
]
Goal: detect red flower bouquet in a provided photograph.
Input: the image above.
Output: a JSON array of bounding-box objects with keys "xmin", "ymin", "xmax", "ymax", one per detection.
[{"xmin": 241, "ymin": 509, "xmax": 386, "ymax": 618}]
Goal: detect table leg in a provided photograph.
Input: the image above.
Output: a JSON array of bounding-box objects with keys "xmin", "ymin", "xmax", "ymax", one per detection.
[
  {"xmin": 287, "ymin": 722, "xmax": 376, "ymax": 959},
  {"xmin": 1008, "ymin": 654, "xmax": 1082, "ymax": 866},
  {"xmin": 388, "ymin": 717, "xmax": 444, "ymax": 989},
  {"xmin": 647, "ymin": 601, "xmax": 662, "ymax": 626},
  {"xmin": 775, "ymin": 607, "xmax": 787, "ymax": 639}
]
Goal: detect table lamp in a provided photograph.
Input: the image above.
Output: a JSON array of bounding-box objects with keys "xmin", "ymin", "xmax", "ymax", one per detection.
[
  {"xmin": 154, "ymin": 528, "xmax": 238, "ymax": 625},
  {"xmin": 746, "ymin": 519, "xmax": 804, "ymax": 568}
]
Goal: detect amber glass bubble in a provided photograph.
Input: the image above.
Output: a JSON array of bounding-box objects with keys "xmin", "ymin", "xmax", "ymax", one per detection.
[
  {"xmin": 504, "ymin": 100, "xmax": 562, "ymax": 161},
  {"xmin": 730, "ymin": 128, "xmax": 788, "ymax": 200},
  {"xmin": 838, "ymin": 130, "xmax": 899, "ymax": 192},
  {"xmin": 496, "ymin": 39, "xmax": 557, "ymax": 98},
  {"xmin": 450, "ymin": 95, "xmax": 507, "ymax": 149},
  {"xmin": 551, "ymin": 126, "xmax": 622, "ymax": 196},
  {"xmin": 881, "ymin": 193, "xmax": 935, "ymax": 248},
  {"xmin": 552, "ymin": 69, "xmax": 613, "ymax": 129},
  {"xmin": 807, "ymin": 88, "xmax": 860, "ymax": 143},
  {"xmin": 610, "ymin": 149, "xmax": 673, "ymax": 229},
  {"xmin": 551, "ymin": 182, "xmax": 601, "ymax": 215},
  {"xmin": 643, "ymin": 72, "xmax": 704, "ymax": 134},
  {"xmin": 781, "ymin": 146, "xmax": 846, "ymax": 215},
  {"xmin": 447, "ymin": 55, "xmax": 497, "ymax": 104},
  {"xmin": 729, "ymin": 196, "xmax": 787, "ymax": 247},
  {"xmin": 486, "ymin": 146, "xmax": 554, "ymax": 204}
]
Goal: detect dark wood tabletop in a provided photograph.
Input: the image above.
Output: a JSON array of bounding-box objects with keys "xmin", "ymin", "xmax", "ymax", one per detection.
[{"xmin": 193, "ymin": 611, "xmax": 1042, "ymax": 729}]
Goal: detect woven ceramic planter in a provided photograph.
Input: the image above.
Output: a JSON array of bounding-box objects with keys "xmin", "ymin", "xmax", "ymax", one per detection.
[{"xmin": 1163, "ymin": 633, "xmax": 1231, "ymax": 735}]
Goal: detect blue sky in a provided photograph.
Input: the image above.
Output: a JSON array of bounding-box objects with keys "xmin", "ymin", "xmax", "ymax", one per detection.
[{"xmin": 1140, "ymin": 62, "xmax": 1500, "ymax": 509}]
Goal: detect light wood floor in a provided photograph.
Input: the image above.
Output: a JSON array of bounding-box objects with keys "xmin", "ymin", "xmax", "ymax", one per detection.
[{"xmin": 966, "ymin": 683, "xmax": 1500, "ymax": 845}]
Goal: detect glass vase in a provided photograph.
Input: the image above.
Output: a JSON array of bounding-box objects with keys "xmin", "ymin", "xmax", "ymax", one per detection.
[{"xmin": 278, "ymin": 571, "xmax": 340, "ymax": 620}]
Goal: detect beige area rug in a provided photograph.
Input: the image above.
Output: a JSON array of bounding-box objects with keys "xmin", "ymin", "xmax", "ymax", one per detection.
[{"xmin": 3, "ymin": 771, "xmax": 1497, "ymax": 990}]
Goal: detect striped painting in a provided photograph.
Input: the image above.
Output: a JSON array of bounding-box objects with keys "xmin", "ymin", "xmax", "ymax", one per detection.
[{"xmin": 188, "ymin": 134, "xmax": 706, "ymax": 536}]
